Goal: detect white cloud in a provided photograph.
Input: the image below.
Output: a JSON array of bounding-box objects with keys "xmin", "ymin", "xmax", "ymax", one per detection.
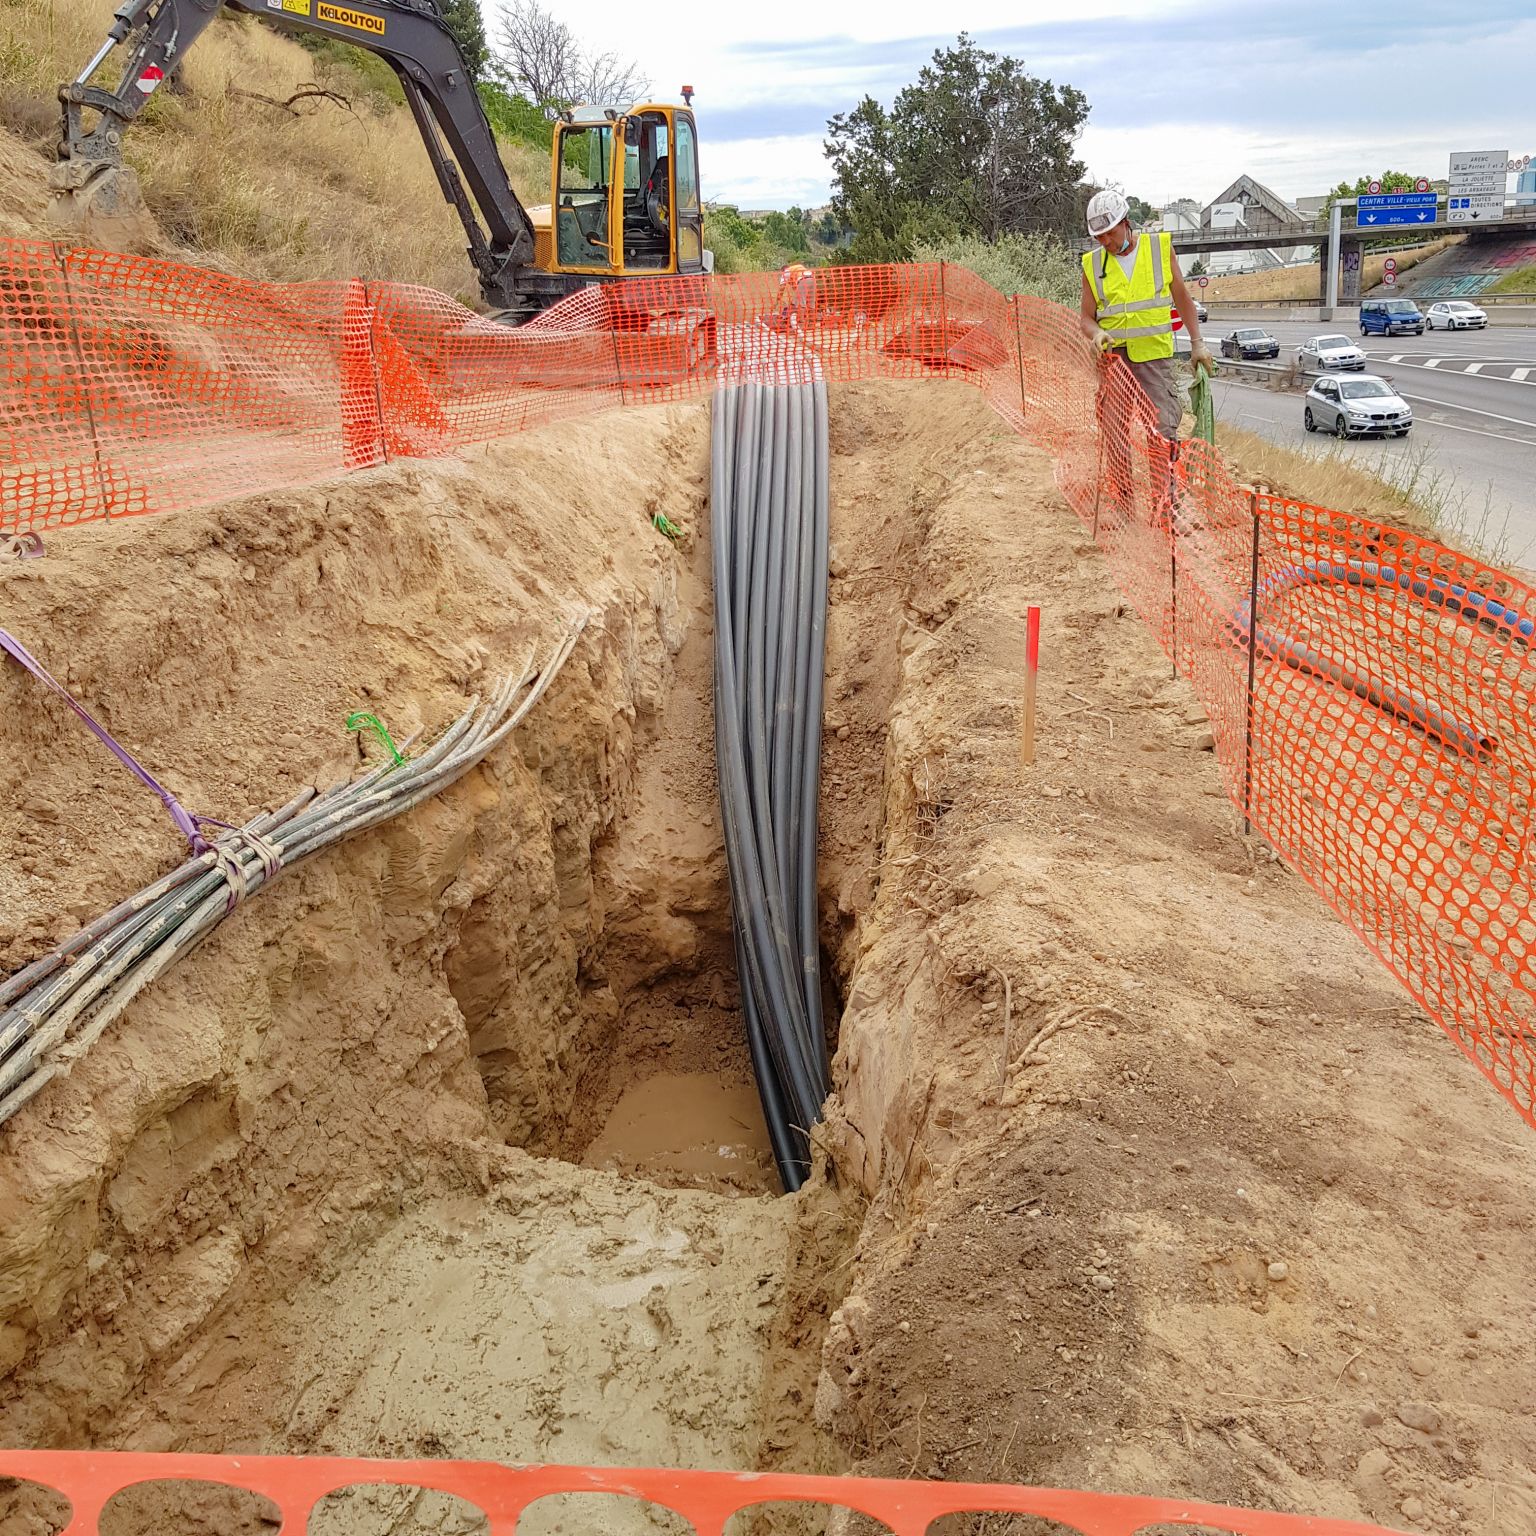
[
  {"xmin": 701, "ymin": 135, "xmax": 830, "ymax": 211},
  {"xmin": 486, "ymin": 2, "xmax": 1531, "ymax": 209},
  {"xmin": 487, "ymin": 1, "xmax": 1192, "ymax": 117},
  {"xmin": 1081, "ymin": 122, "xmax": 1527, "ymax": 211}
]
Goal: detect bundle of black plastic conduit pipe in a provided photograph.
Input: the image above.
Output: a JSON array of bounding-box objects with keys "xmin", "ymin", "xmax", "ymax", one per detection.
[{"xmin": 711, "ymin": 376, "xmax": 832, "ymax": 1192}]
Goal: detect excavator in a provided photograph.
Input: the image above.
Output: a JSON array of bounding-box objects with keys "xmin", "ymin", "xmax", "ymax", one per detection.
[{"xmin": 52, "ymin": 0, "xmax": 707, "ymax": 322}]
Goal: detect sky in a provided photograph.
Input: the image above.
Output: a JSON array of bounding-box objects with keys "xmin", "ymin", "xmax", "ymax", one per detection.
[{"xmin": 487, "ymin": 0, "xmax": 1534, "ymax": 214}]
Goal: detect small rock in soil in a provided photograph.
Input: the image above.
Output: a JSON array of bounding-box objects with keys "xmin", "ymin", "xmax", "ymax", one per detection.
[
  {"xmin": 1357, "ymin": 1448, "xmax": 1392, "ymax": 1479},
  {"xmin": 1396, "ymin": 1402, "xmax": 1442, "ymax": 1434}
]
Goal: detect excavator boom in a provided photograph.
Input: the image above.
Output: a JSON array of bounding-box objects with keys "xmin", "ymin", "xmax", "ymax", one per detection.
[{"xmin": 55, "ymin": 0, "xmax": 542, "ymax": 313}]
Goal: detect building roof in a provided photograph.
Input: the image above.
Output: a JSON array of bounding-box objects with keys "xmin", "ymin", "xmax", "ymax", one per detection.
[{"xmin": 1204, "ymin": 174, "xmax": 1306, "ymax": 227}]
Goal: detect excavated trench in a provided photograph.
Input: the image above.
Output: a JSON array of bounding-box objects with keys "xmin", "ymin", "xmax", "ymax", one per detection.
[
  {"xmin": 10, "ymin": 364, "xmax": 1536, "ymax": 1535},
  {"xmin": 0, "ymin": 396, "xmax": 891, "ymax": 1536}
]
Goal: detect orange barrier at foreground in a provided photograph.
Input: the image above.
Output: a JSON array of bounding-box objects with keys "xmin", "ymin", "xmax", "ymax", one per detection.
[
  {"xmin": 1, "ymin": 239, "xmax": 1533, "ymax": 1134},
  {"xmin": 0, "ymin": 1450, "xmax": 1407, "ymax": 1534}
]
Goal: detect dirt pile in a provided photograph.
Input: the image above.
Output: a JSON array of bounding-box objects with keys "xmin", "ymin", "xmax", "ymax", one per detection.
[
  {"xmin": 0, "ymin": 379, "xmax": 1532, "ymax": 1536},
  {"xmin": 0, "ymin": 131, "xmax": 55, "ymax": 244}
]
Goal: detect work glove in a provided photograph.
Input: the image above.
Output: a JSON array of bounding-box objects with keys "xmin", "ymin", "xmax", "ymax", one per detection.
[
  {"xmin": 1189, "ymin": 343, "xmax": 1216, "ymax": 376},
  {"xmin": 1089, "ymin": 326, "xmax": 1114, "ymax": 357}
]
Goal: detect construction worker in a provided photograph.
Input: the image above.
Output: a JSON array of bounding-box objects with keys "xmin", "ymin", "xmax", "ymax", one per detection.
[
  {"xmin": 778, "ymin": 261, "xmax": 815, "ymax": 331},
  {"xmin": 1078, "ymin": 189, "xmax": 1213, "ymax": 440}
]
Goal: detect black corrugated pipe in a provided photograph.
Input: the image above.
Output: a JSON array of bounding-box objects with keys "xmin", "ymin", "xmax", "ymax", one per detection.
[{"xmin": 710, "ymin": 377, "xmax": 831, "ymax": 1191}]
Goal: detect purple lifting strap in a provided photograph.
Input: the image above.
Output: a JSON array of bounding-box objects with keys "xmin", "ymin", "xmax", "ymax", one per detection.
[{"xmin": 1, "ymin": 627, "xmax": 211, "ymax": 855}]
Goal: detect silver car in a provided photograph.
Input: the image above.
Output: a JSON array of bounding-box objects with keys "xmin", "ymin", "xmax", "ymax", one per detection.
[
  {"xmin": 1298, "ymin": 333, "xmax": 1367, "ymax": 372},
  {"xmin": 1304, "ymin": 374, "xmax": 1413, "ymax": 438}
]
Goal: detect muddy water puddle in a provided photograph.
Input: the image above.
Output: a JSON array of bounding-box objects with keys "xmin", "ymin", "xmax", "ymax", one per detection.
[{"xmin": 583, "ymin": 1072, "xmax": 777, "ymax": 1195}]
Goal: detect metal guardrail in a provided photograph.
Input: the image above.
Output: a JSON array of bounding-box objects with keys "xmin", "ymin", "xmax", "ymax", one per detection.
[
  {"xmin": 1214, "ymin": 357, "xmax": 1294, "ymax": 380},
  {"xmin": 1202, "ymin": 299, "xmax": 1319, "ymax": 310},
  {"xmin": 1202, "ymin": 295, "xmax": 1536, "ymax": 310},
  {"xmin": 1191, "ymin": 356, "xmax": 1299, "ymax": 390}
]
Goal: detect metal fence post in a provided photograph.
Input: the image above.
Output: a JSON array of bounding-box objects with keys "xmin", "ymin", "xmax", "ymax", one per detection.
[
  {"xmin": 1242, "ymin": 492, "xmax": 1261, "ymax": 836},
  {"xmin": 51, "ymin": 245, "xmax": 111, "ymax": 518},
  {"xmin": 938, "ymin": 261, "xmax": 949, "ymax": 373},
  {"xmin": 1011, "ymin": 297, "xmax": 1028, "ymax": 430},
  {"xmin": 1168, "ymin": 439, "xmax": 1179, "ymax": 678},
  {"xmin": 610, "ymin": 326, "xmax": 628, "ymax": 409}
]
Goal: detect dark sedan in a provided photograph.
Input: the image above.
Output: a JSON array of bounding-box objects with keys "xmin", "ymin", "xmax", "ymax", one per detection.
[{"xmin": 1220, "ymin": 327, "xmax": 1280, "ymax": 360}]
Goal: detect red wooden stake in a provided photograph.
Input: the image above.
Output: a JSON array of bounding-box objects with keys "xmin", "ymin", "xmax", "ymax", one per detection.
[{"xmin": 1021, "ymin": 605, "xmax": 1041, "ymax": 767}]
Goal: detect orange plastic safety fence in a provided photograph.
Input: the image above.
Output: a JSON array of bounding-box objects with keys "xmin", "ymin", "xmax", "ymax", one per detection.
[
  {"xmin": 2, "ymin": 238, "xmax": 1534, "ymax": 1131},
  {"xmin": 0, "ymin": 1450, "xmax": 1406, "ymax": 1535}
]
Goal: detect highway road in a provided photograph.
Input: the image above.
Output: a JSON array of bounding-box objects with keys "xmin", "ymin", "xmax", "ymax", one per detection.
[{"xmin": 1202, "ymin": 316, "xmax": 1536, "ymax": 565}]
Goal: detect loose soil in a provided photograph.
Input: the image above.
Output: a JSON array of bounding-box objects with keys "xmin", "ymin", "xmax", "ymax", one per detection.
[{"xmin": 0, "ymin": 380, "xmax": 1533, "ymax": 1536}]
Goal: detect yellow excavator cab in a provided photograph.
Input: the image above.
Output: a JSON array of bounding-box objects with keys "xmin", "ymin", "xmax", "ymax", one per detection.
[{"xmin": 542, "ymin": 104, "xmax": 705, "ymax": 279}]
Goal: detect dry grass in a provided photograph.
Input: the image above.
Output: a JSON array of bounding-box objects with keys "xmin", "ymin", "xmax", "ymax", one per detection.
[
  {"xmin": 1488, "ymin": 263, "xmax": 1536, "ymax": 295},
  {"xmin": 0, "ymin": 0, "xmax": 548, "ymax": 302},
  {"xmin": 1216, "ymin": 422, "xmax": 1520, "ymax": 569},
  {"xmin": 1200, "ymin": 236, "xmax": 1460, "ymax": 303},
  {"xmin": 1221, "ymin": 423, "xmax": 1428, "ymax": 531}
]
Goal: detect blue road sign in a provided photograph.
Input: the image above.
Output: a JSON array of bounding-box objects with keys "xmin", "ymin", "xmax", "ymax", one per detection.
[{"xmin": 1355, "ymin": 192, "xmax": 1439, "ymax": 227}]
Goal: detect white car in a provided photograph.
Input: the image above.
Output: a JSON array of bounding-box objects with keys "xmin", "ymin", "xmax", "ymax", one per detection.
[
  {"xmin": 1426, "ymin": 301, "xmax": 1488, "ymax": 331},
  {"xmin": 1297, "ymin": 333, "xmax": 1367, "ymax": 372}
]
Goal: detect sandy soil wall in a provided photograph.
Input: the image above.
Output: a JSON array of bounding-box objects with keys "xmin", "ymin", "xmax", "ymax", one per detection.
[{"xmin": 0, "ymin": 406, "xmax": 714, "ymax": 1443}]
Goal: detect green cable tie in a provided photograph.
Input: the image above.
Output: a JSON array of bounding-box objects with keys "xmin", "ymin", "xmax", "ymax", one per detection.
[
  {"xmin": 652, "ymin": 511, "xmax": 683, "ymax": 542},
  {"xmin": 346, "ymin": 710, "xmax": 406, "ymax": 767}
]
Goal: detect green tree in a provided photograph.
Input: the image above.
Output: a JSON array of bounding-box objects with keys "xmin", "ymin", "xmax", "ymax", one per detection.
[
  {"xmin": 762, "ymin": 208, "xmax": 810, "ymax": 253},
  {"xmin": 825, "ymin": 34, "xmax": 1088, "ymax": 264},
  {"xmin": 477, "ymin": 80, "xmax": 553, "ymax": 148},
  {"xmin": 706, "ymin": 205, "xmax": 763, "ymax": 250},
  {"xmin": 1319, "ymin": 170, "xmax": 1428, "ymax": 222},
  {"xmin": 439, "ymin": 0, "xmax": 490, "ymax": 81},
  {"xmin": 912, "ymin": 231, "xmax": 1079, "ymax": 305}
]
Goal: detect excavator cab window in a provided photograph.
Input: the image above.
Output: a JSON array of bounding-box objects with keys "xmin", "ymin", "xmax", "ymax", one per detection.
[
  {"xmin": 673, "ymin": 114, "xmax": 703, "ymax": 272},
  {"xmin": 556, "ymin": 123, "xmax": 614, "ymax": 269},
  {"xmin": 621, "ymin": 112, "xmax": 671, "ymax": 270}
]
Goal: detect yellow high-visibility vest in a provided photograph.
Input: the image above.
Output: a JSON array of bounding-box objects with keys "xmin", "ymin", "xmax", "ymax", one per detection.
[{"xmin": 1082, "ymin": 231, "xmax": 1175, "ymax": 362}]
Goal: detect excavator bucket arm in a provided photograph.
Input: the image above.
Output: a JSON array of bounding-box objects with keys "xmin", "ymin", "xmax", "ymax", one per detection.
[{"xmin": 53, "ymin": 0, "xmax": 540, "ymax": 311}]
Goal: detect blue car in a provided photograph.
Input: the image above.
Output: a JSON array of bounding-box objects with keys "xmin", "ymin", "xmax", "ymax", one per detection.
[{"xmin": 1359, "ymin": 298, "xmax": 1425, "ymax": 337}]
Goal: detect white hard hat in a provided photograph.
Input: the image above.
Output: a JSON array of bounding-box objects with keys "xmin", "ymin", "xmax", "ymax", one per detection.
[{"xmin": 1086, "ymin": 189, "xmax": 1130, "ymax": 237}]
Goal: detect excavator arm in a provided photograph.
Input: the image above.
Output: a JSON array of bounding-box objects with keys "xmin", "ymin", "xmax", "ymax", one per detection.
[{"xmin": 55, "ymin": 0, "xmax": 540, "ymax": 312}]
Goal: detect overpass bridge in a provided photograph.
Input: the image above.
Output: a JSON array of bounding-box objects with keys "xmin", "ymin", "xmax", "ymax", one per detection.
[{"xmin": 1076, "ymin": 200, "xmax": 1536, "ymax": 316}]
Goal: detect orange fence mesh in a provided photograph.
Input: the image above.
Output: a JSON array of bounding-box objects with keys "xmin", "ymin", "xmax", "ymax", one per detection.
[
  {"xmin": 1, "ymin": 239, "xmax": 1533, "ymax": 1129},
  {"xmin": 0, "ymin": 1450, "xmax": 1406, "ymax": 1534}
]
